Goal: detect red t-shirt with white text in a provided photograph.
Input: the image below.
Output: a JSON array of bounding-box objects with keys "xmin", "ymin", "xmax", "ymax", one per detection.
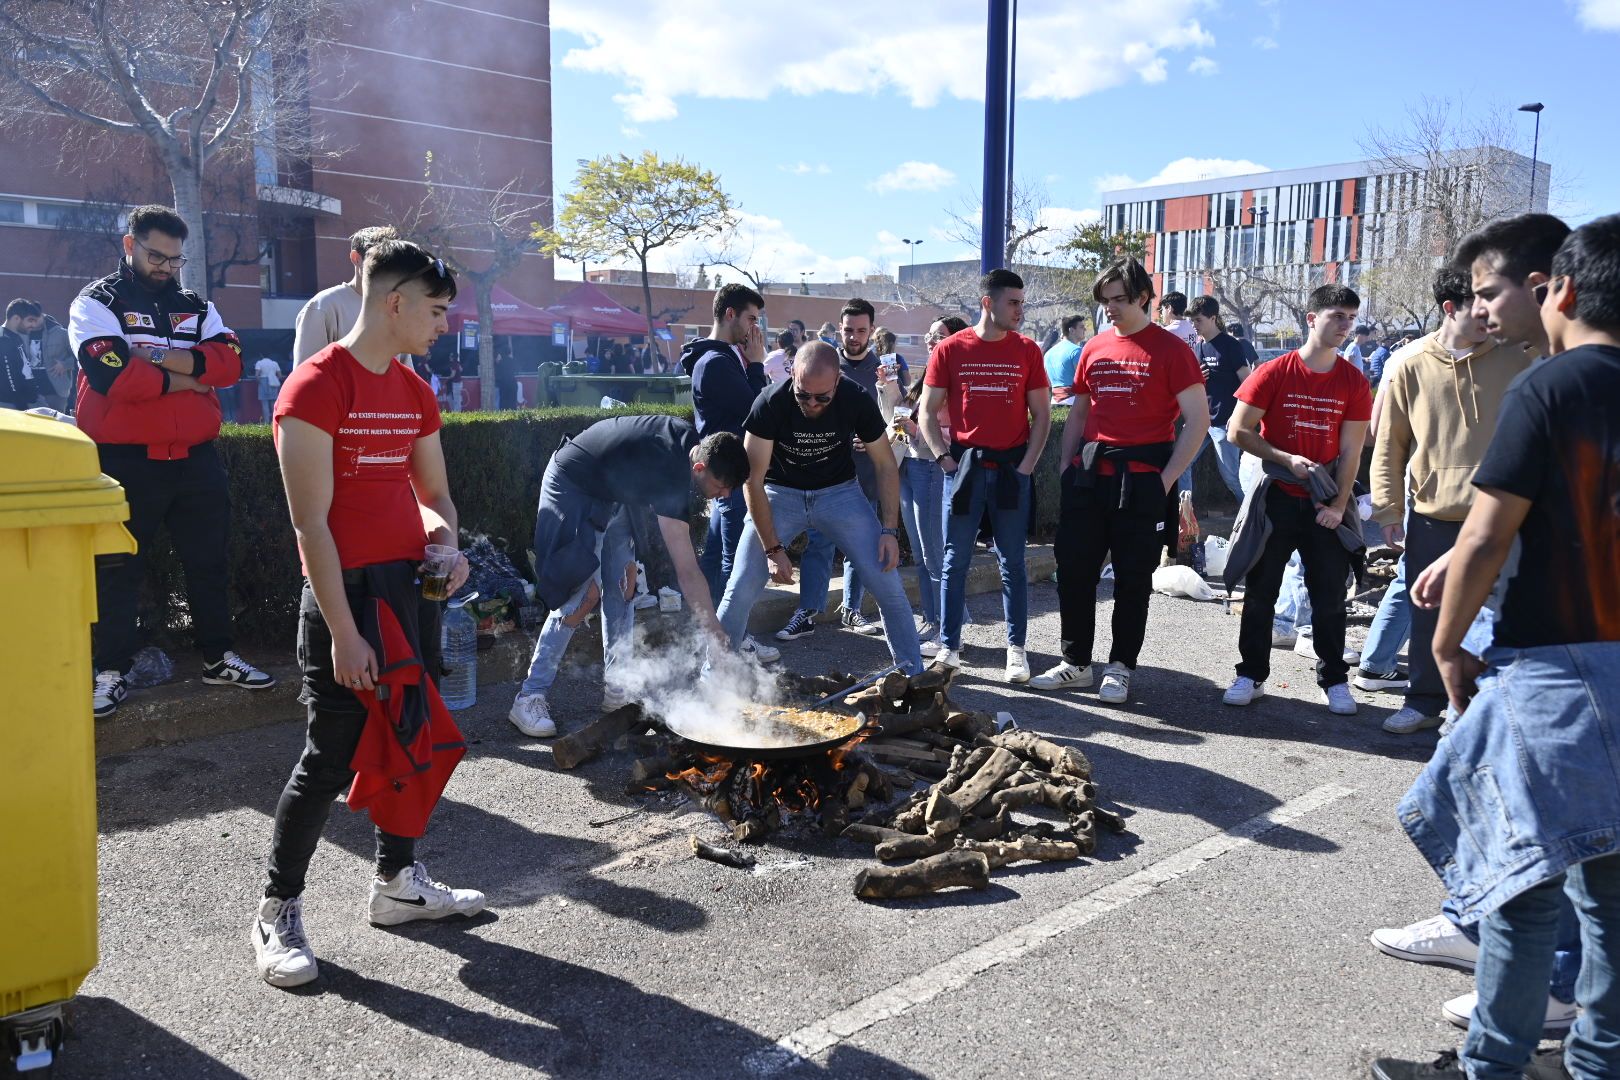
[
  {"xmin": 274, "ymin": 345, "xmax": 443, "ymax": 572},
  {"xmin": 1074, "ymin": 323, "xmax": 1204, "ymax": 471},
  {"xmin": 1235, "ymin": 350, "xmax": 1372, "ymax": 496},
  {"xmin": 924, "ymin": 328, "xmax": 1050, "ymax": 450}
]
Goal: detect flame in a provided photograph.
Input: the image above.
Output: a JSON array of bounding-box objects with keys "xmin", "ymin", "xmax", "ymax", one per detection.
[{"xmin": 667, "ymin": 753, "xmax": 733, "ymax": 791}]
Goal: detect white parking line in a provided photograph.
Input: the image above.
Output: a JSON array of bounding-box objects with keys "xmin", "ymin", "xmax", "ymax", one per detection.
[{"xmin": 744, "ymin": 783, "xmax": 1356, "ymax": 1074}]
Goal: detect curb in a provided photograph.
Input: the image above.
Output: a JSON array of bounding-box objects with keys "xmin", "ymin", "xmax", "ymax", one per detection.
[{"xmin": 92, "ymin": 545, "xmax": 1057, "ymax": 758}]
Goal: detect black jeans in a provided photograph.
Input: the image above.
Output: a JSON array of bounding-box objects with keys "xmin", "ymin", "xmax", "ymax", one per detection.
[
  {"xmin": 1405, "ymin": 511, "xmax": 1463, "ymax": 716},
  {"xmin": 264, "ymin": 579, "xmax": 439, "ymax": 899},
  {"xmin": 94, "ymin": 442, "xmax": 233, "ymax": 673},
  {"xmin": 1236, "ymin": 486, "xmax": 1352, "ymax": 687},
  {"xmin": 1055, "ymin": 471, "xmax": 1167, "ymax": 669}
]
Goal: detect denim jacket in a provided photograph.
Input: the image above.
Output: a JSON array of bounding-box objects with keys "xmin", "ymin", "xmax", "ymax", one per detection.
[{"xmin": 1398, "ymin": 642, "xmax": 1620, "ymax": 925}]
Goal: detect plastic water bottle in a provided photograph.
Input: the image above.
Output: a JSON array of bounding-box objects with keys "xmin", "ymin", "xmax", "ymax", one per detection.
[{"xmin": 439, "ymin": 593, "xmax": 478, "ymax": 710}]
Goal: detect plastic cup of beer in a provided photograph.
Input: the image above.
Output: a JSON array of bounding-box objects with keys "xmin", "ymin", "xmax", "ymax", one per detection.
[{"xmin": 421, "ymin": 544, "xmax": 458, "ymax": 601}]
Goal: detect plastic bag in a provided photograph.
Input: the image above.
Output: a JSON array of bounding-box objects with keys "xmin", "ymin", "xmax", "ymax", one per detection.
[
  {"xmin": 1152, "ymin": 564, "xmax": 1216, "ymax": 601},
  {"xmin": 125, "ymin": 645, "xmax": 175, "ymax": 689},
  {"xmin": 1203, "ymin": 536, "xmax": 1230, "ymax": 578},
  {"xmin": 600, "ymin": 395, "xmax": 628, "ymax": 408}
]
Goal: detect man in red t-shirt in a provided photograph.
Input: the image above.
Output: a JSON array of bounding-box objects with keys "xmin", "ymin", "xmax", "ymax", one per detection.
[
  {"xmin": 1222, "ymin": 283, "xmax": 1372, "ymax": 715},
  {"xmin": 1030, "ymin": 257, "xmax": 1208, "ymax": 704},
  {"xmin": 254, "ymin": 241, "xmax": 483, "ymax": 990},
  {"xmin": 919, "ymin": 268, "xmax": 1051, "ymax": 683}
]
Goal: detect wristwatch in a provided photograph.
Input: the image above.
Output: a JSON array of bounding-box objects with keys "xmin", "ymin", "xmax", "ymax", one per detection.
[
  {"xmin": 147, "ymin": 347, "xmax": 167, "ymax": 365},
  {"xmin": 879, "ymin": 527, "xmax": 900, "ymax": 538},
  {"xmin": 763, "ymin": 543, "xmax": 785, "ymax": 557}
]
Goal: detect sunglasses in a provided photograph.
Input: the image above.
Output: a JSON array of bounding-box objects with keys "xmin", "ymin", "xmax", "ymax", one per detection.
[
  {"xmin": 134, "ymin": 237, "xmax": 186, "ymax": 269},
  {"xmin": 1532, "ymin": 279, "xmax": 1554, "ymax": 304},
  {"xmin": 391, "ymin": 257, "xmax": 451, "ymax": 294},
  {"xmin": 793, "ymin": 387, "xmax": 835, "ymax": 404}
]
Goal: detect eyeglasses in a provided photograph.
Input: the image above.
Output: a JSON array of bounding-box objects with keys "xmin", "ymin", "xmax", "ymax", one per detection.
[
  {"xmin": 792, "ymin": 387, "xmax": 835, "ymax": 404},
  {"xmin": 133, "ymin": 237, "xmax": 186, "ymax": 269}
]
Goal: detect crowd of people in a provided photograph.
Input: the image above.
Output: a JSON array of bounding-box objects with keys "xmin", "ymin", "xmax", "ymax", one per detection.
[{"xmin": 17, "ymin": 198, "xmax": 1620, "ymax": 1080}]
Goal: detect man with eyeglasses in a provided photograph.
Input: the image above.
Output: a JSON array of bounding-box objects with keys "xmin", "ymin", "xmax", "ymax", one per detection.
[
  {"xmin": 68, "ymin": 204, "xmax": 272, "ymax": 720},
  {"xmin": 716, "ymin": 341, "xmax": 923, "ymax": 674}
]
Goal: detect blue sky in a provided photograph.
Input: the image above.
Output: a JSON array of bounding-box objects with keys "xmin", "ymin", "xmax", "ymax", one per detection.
[{"xmin": 550, "ymin": 0, "xmax": 1617, "ymax": 282}]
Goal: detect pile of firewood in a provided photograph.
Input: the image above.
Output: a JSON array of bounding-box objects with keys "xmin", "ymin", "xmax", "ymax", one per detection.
[{"xmin": 827, "ymin": 667, "xmax": 1128, "ymax": 901}]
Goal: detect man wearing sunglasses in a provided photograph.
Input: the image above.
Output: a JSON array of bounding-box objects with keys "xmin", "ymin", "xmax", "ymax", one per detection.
[
  {"xmin": 68, "ymin": 204, "xmax": 270, "ymax": 721},
  {"xmin": 715, "ymin": 341, "xmax": 924, "ymax": 674}
]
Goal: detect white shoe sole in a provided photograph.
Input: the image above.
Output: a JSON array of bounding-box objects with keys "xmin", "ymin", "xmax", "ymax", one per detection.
[
  {"xmin": 369, "ymin": 896, "xmax": 487, "ymax": 927},
  {"xmin": 1098, "ymin": 686, "xmax": 1129, "ymax": 704},
  {"xmin": 1368, "ymin": 931, "xmax": 1478, "ymax": 973},
  {"xmin": 1352, "ymin": 675, "xmax": 1409, "ymax": 692},
  {"xmin": 202, "ymin": 675, "xmax": 276, "ymax": 689},
  {"xmin": 1383, "ymin": 714, "xmax": 1442, "ymax": 734},
  {"xmin": 1223, "ymin": 689, "xmax": 1265, "ymax": 706},
  {"xmin": 253, "ymin": 929, "xmax": 319, "ymax": 988},
  {"xmin": 508, "ymin": 710, "xmax": 556, "ymax": 739},
  {"xmin": 1005, "ymin": 670, "xmax": 1030, "ymax": 684},
  {"xmin": 1442, "ymin": 998, "xmax": 1576, "ymax": 1033}
]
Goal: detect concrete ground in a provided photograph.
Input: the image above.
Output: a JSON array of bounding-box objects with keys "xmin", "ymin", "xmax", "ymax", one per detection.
[{"xmin": 56, "ymin": 577, "xmax": 1493, "ymax": 1080}]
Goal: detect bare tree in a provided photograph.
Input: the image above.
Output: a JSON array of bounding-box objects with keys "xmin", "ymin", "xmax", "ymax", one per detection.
[
  {"xmin": 0, "ymin": 0, "xmax": 333, "ymax": 297},
  {"xmin": 392, "ymin": 151, "xmax": 548, "ymax": 410},
  {"xmin": 698, "ymin": 223, "xmax": 777, "ymax": 293}
]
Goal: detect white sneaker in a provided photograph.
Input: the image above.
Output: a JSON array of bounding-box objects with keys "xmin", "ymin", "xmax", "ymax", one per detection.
[
  {"xmin": 1097, "ymin": 662, "xmax": 1131, "ymax": 704},
  {"xmin": 508, "ymin": 693, "xmax": 556, "ymax": 737},
  {"xmin": 253, "ymin": 896, "xmax": 318, "ymax": 988},
  {"xmin": 202, "ymin": 650, "xmax": 276, "ymax": 689},
  {"xmin": 92, "ymin": 669, "xmax": 128, "ymax": 718},
  {"xmin": 1442, "ymin": 990, "xmax": 1578, "ymax": 1034},
  {"xmin": 1223, "ymin": 676, "xmax": 1266, "ymax": 706},
  {"xmin": 1324, "ymin": 683, "xmax": 1358, "ymax": 715},
  {"xmin": 1369, "ymin": 914, "xmax": 1478, "ymax": 972},
  {"xmin": 936, "ymin": 648, "xmax": 961, "ymax": 670},
  {"xmin": 1293, "ymin": 632, "xmax": 1319, "ymax": 659},
  {"xmin": 919, "ymin": 636, "xmax": 942, "ymax": 658},
  {"xmin": 1028, "ymin": 661, "xmax": 1092, "ymax": 691},
  {"xmin": 1383, "ymin": 705, "xmax": 1442, "ymax": 734},
  {"xmin": 368, "ymin": 861, "xmax": 486, "ymax": 927},
  {"xmin": 1005, "ymin": 647, "xmax": 1030, "ymax": 684},
  {"xmin": 601, "ymin": 685, "xmax": 632, "ymax": 713},
  {"xmin": 740, "ymin": 635, "xmax": 781, "ymax": 664}
]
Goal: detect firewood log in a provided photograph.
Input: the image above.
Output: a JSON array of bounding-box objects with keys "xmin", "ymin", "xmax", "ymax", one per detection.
[
  {"xmin": 854, "ymin": 850, "xmax": 991, "ymax": 900},
  {"xmin": 939, "ymin": 745, "xmax": 994, "ymax": 796},
  {"xmin": 988, "ymin": 730, "xmax": 1092, "ymax": 779},
  {"xmin": 939, "ymin": 747, "xmax": 1022, "ymax": 817},
  {"xmin": 733, "ymin": 817, "xmax": 769, "ymax": 843},
  {"xmin": 875, "ymin": 830, "xmax": 954, "ymax": 861},
  {"xmin": 944, "ymin": 710, "xmax": 996, "ymax": 740},
  {"xmin": 923, "ymin": 787, "xmax": 961, "ymax": 835},
  {"xmin": 841, "ymin": 823, "xmax": 912, "ymax": 845},
  {"xmin": 957, "ymin": 810, "xmax": 1011, "ymax": 841},
  {"xmin": 629, "ymin": 753, "xmax": 682, "ymax": 786},
  {"xmin": 1091, "ymin": 804, "xmax": 1128, "ymax": 833},
  {"xmin": 552, "ymin": 705, "xmax": 647, "ymax": 770},
  {"xmin": 844, "ymin": 770, "xmax": 871, "ymax": 808},
  {"xmin": 873, "ymin": 697, "xmax": 948, "ymax": 737},
  {"xmin": 906, "ymin": 666, "xmax": 953, "ymax": 695},
  {"xmin": 844, "ymin": 688, "xmax": 887, "ymax": 717},
  {"xmin": 878, "ymin": 670, "xmax": 910, "ymax": 704},
  {"xmin": 957, "ymin": 835, "xmax": 1082, "ymax": 869},
  {"xmin": 690, "ymin": 835, "xmax": 756, "ymax": 868},
  {"xmin": 988, "ymin": 781, "xmax": 1046, "ymax": 813}
]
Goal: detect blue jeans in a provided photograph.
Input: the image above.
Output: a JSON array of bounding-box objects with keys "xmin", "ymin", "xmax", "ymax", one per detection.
[
  {"xmin": 699, "ymin": 489, "xmax": 747, "ymax": 608},
  {"xmin": 520, "ymin": 509, "xmax": 636, "ymax": 696},
  {"xmin": 798, "ymin": 528, "xmax": 834, "ymax": 614},
  {"xmin": 940, "ymin": 465, "xmax": 1029, "ymax": 651},
  {"xmin": 1465, "ymin": 855, "xmax": 1620, "ymax": 1079},
  {"xmin": 900, "ymin": 458, "xmax": 945, "ymax": 627},
  {"xmin": 717, "ymin": 480, "xmax": 923, "ymax": 673},
  {"xmin": 1361, "ymin": 553, "xmax": 1411, "ymax": 673},
  {"xmin": 1178, "ymin": 425, "xmax": 1244, "ymax": 502}
]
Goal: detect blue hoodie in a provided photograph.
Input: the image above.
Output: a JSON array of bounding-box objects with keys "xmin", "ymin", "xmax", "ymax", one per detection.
[{"xmin": 680, "ymin": 337, "xmax": 767, "ymax": 438}]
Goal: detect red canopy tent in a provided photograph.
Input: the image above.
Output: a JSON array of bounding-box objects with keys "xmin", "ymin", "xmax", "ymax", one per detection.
[
  {"xmin": 445, "ymin": 285, "xmax": 556, "ymax": 334},
  {"xmin": 546, "ymin": 282, "xmax": 668, "ymax": 336}
]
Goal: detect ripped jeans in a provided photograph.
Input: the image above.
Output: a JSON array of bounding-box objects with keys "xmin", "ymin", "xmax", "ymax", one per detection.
[{"xmin": 519, "ymin": 508, "xmax": 637, "ymax": 697}]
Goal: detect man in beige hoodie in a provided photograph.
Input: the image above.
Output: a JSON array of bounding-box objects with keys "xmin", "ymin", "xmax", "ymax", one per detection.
[{"xmin": 1370, "ymin": 266, "xmax": 1532, "ymax": 732}]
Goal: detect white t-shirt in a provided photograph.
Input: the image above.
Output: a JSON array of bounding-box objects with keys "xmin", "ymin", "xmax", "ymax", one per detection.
[
  {"xmin": 254, "ymin": 357, "xmax": 282, "ymax": 388},
  {"xmin": 1162, "ymin": 317, "xmax": 1199, "ymax": 353}
]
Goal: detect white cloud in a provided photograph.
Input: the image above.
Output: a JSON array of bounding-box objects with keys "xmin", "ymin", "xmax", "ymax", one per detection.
[
  {"xmin": 1253, "ymin": 35, "xmax": 1279, "ymax": 49},
  {"xmin": 1188, "ymin": 56, "xmax": 1219, "ymax": 76},
  {"xmin": 1575, "ymin": 0, "xmax": 1620, "ymax": 27},
  {"xmin": 1097, "ymin": 157, "xmax": 1271, "ymax": 192},
  {"xmin": 777, "ymin": 162, "xmax": 831, "ymax": 176},
  {"xmin": 870, "ymin": 161, "xmax": 957, "ymax": 195},
  {"xmin": 555, "ymin": 1, "xmax": 1221, "ymax": 122}
]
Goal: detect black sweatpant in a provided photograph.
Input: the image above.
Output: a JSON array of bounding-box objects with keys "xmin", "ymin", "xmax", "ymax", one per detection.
[
  {"xmin": 264, "ymin": 578, "xmax": 439, "ymax": 899},
  {"xmin": 1055, "ymin": 472, "xmax": 1168, "ymax": 669},
  {"xmin": 94, "ymin": 441, "xmax": 233, "ymax": 673},
  {"xmin": 1404, "ymin": 511, "xmax": 1463, "ymax": 717},
  {"xmin": 1236, "ymin": 486, "xmax": 1352, "ymax": 688}
]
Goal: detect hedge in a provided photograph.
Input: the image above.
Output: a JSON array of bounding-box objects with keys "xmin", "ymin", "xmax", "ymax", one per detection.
[{"xmin": 136, "ymin": 405, "xmax": 1233, "ymax": 647}]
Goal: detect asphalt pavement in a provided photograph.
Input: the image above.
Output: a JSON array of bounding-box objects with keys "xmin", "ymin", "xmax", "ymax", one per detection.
[{"xmin": 62, "ymin": 580, "xmax": 1492, "ymax": 1080}]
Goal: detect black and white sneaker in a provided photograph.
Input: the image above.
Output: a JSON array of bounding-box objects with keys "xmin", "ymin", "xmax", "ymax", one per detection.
[
  {"xmin": 840, "ymin": 609, "xmax": 882, "ymax": 636},
  {"xmin": 1353, "ymin": 667, "xmax": 1410, "ymax": 692},
  {"xmin": 92, "ymin": 670, "xmax": 128, "ymax": 718},
  {"xmin": 202, "ymin": 651, "xmax": 276, "ymax": 689},
  {"xmin": 253, "ymin": 896, "xmax": 318, "ymax": 988},
  {"xmin": 368, "ymin": 861, "xmax": 486, "ymax": 927},
  {"xmin": 775, "ymin": 608, "xmax": 817, "ymax": 641}
]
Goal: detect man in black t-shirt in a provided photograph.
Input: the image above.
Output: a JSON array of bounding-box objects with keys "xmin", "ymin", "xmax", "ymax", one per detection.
[
  {"xmin": 1177, "ymin": 295, "xmax": 1250, "ymax": 502},
  {"xmin": 715, "ymin": 342, "xmax": 924, "ymax": 673},
  {"xmin": 1374, "ymin": 213, "xmax": 1620, "ymax": 1080},
  {"xmin": 508, "ymin": 415, "xmax": 750, "ymax": 737}
]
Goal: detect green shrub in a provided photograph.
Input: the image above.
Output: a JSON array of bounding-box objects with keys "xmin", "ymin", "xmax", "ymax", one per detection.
[{"xmin": 137, "ymin": 404, "xmax": 1233, "ymax": 648}]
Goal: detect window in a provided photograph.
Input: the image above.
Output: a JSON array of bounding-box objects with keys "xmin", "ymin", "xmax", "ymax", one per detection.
[
  {"xmin": 0, "ymin": 200, "xmax": 22, "ymax": 224},
  {"xmin": 35, "ymin": 203, "xmax": 77, "ymax": 227}
]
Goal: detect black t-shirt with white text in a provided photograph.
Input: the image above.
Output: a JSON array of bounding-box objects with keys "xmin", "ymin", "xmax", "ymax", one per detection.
[
  {"xmin": 1200, "ymin": 331, "xmax": 1250, "ymax": 427},
  {"xmin": 1472, "ymin": 344, "xmax": 1620, "ymax": 648},
  {"xmin": 552, "ymin": 413, "xmax": 698, "ymax": 521},
  {"xmin": 744, "ymin": 376, "xmax": 887, "ymax": 490}
]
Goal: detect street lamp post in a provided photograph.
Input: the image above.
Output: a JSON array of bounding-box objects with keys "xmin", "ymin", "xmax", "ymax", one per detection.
[
  {"xmin": 1518, "ymin": 102, "xmax": 1545, "ymax": 211},
  {"xmin": 799, "ymin": 271, "xmax": 813, "ymax": 296}
]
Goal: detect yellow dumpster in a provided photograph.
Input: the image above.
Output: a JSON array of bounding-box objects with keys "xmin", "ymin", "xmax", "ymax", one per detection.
[{"xmin": 0, "ymin": 410, "xmax": 134, "ymax": 1073}]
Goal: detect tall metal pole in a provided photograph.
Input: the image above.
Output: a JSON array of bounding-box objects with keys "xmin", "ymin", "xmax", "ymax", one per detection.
[
  {"xmin": 1005, "ymin": 0, "xmax": 1018, "ymax": 262},
  {"xmin": 1519, "ymin": 102, "xmax": 1545, "ymax": 212},
  {"xmin": 981, "ymin": 0, "xmax": 1011, "ymax": 274}
]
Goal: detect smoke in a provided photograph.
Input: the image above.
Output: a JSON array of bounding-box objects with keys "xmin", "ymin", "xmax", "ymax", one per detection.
[{"xmin": 606, "ymin": 615, "xmax": 782, "ymax": 744}]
